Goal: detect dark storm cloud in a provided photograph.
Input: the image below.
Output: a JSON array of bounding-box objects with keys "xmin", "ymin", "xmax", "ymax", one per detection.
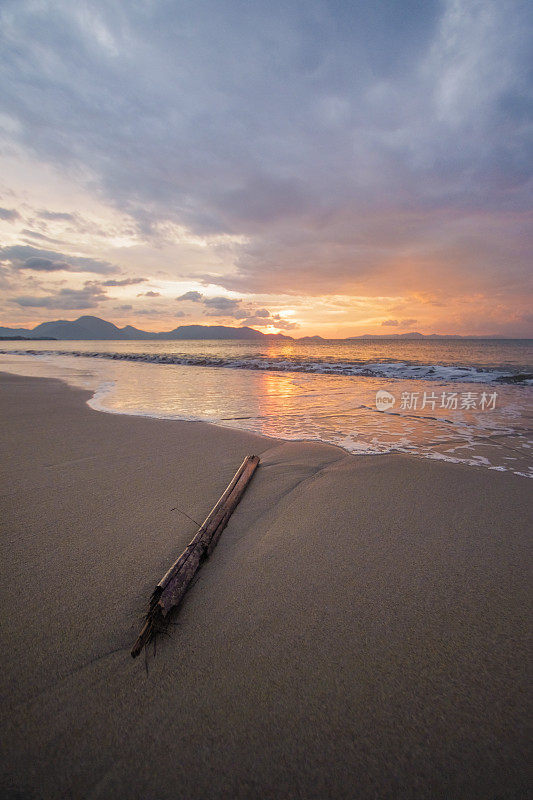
[
  {"xmin": 0, "ymin": 0, "xmax": 531, "ymax": 310},
  {"xmin": 0, "ymin": 245, "xmax": 117, "ymax": 274}
]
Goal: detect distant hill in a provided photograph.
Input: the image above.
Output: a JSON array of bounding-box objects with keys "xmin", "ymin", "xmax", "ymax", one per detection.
[
  {"xmin": 31, "ymin": 317, "xmax": 124, "ymax": 340},
  {"xmin": 0, "ymin": 316, "xmax": 510, "ymax": 341},
  {"xmin": 0, "ymin": 326, "xmax": 34, "ymax": 337},
  {"xmin": 0, "ymin": 315, "xmax": 293, "ymax": 341},
  {"xmin": 0, "ymin": 335, "xmax": 57, "ymax": 341},
  {"xmin": 347, "ymin": 332, "xmax": 499, "ymax": 340}
]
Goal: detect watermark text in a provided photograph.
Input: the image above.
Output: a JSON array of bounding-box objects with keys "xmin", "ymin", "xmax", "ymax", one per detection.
[{"xmin": 376, "ymin": 389, "xmax": 498, "ymax": 412}]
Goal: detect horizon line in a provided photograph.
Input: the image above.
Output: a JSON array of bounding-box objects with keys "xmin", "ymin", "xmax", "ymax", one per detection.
[{"xmin": 0, "ymin": 314, "xmax": 532, "ymax": 340}]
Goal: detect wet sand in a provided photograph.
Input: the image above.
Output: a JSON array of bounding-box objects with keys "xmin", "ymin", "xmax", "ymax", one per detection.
[{"xmin": 0, "ymin": 372, "xmax": 530, "ymax": 799}]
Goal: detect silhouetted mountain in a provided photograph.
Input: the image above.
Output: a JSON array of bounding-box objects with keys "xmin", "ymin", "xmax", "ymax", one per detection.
[
  {"xmin": 0, "ymin": 326, "xmax": 34, "ymax": 337},
  {"xmin": 120, "ymin": 325, "xmax": 158, "ymax": 340},
  {"xmin": 31, "ymin": 316, "xmax": 123, "ymax": 340},
  {"xmin": 0, "ymin": 316, "xmax": 506, "ymax": 341},
  {"xmin": 0, "ymin": 335, "xmax": 56, "ymax": 340},
  {"xmin": 0, "ymin": 316, "xmax": 293, "ymax": 341},
  {"xmin": 346, "ymin": 332, "xmax": 494, "ymax": 339},
  {"xmin": 348, "ymin": 331, "xmax": 426, "ymax": 339},
  {"xmin": 163, "ymin": 324, "xmax": 266, "ymax": 340}
]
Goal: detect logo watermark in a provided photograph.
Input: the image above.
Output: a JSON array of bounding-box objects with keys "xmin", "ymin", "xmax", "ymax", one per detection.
[
  {"xmin": 375, "ymin": 389, "xmax": 396, "ymax": 411},
  {"xmin": 375, "ymin": 390, "xmax": 498, "ymax": 412}
]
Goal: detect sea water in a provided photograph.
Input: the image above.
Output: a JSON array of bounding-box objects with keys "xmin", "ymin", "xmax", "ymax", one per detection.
[{"xmin": 1, "ymin": 338, "xmax": 531, "ymax": 477}]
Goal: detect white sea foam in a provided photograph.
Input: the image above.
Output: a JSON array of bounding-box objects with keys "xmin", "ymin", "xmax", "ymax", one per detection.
[
  {"xmin": 1, "ymin": 345, "xmax": 531, "ymax": 478},
  {"xmin": 1, "ymin": 347, "xmax": 531, "ymax": 383}
]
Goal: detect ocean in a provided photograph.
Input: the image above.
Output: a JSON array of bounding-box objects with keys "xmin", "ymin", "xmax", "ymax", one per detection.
[{"xmin": 1, "ymin": 338, "xmax": 532, "ymax": 477}]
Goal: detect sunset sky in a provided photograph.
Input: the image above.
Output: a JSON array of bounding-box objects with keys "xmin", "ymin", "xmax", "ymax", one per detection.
[{"xmin": 0, "ymin": 0, "xmax": 531, "ymax": 337}]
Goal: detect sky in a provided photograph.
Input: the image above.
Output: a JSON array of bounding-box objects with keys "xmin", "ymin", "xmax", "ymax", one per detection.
[{"xmin": 0, "ymin": 0, "xmax": 531, "ymax": 337}]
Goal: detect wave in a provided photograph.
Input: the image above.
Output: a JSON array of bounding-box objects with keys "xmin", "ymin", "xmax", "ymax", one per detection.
[{"xmin": 1, "ymin": 348, "xmax": 532, "ymax": 384}]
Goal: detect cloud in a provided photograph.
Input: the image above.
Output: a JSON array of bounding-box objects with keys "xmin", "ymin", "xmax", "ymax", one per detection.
[
  {"xmin": 0, "ymin": 0, "xmax": 531, "ymax": 333},
  {"xmin": 136, "ymin": 308, "xmax": 187, "ymax": 317},
  {"xmin": 21, "ymin": 229, "xmax": 61, "ymax": 243},
  {"xmin": 382, "ymin": 317, "xmax": 418, "ymax": 328},
  {"xmin": 114, "ymin": 304, "xmax": 132, "ymax": 310},
  {"xmin": 0, "ymin": 245, "xmax": 117, "ymax": 274},
  {"xmin": 25, "ymin": 257, "xmax": 59, "ymax": 270},
  {"xmin": 269, "ymin": 314, "xmax": 299, "ymax": 331},
  {"xmin": 0, "ymin": 266, "xmax": 12, "ymax": 289},
  {"xmin": 201, "ymin": 295, "xmax": 247, "ymax": 316},
  {"xmin": 37, "ymin": 210, "xmax": 75, "ymax": 221},
  {"xmin": 176, "ymin": 291, "xmax": 203, "ymax": 302},
  {"xmin": 238, "ymin": 308, "xmax": 272, "ymax": 325},
  {"xmin": 13, "ymin": 281, "xmax": 108, "ymax": 309},
  {"xmin": 0, "ymin": 207, "xmax": 20, "ymax": 221},
  {"xmin": 240, "ymin": 316, "xmax": 268, "ymax": 326},
  {"xmin": 203, "ymin": 296, "xmax": 241, "ymax": 312},
  {"xmin": 238, "ymin": 308, "xmax": 299, "ymax": 330},
  {"xmin": 177, "ymin": 294, "xmax": 291, "ymax": 326},
  {"xmin": 103, "ymin": 277, "xmax": 147, "ymax": 286},
  {"xmin": 137, "ymin": 290, "xmax": 160, "ymax": 297}
]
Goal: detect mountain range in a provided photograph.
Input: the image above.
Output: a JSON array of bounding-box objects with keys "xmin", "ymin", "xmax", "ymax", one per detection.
[
  {"xmin": 0, "ymin": 315, "xmax": 507, "ymax": 340},
  {"xmin": 0, "ymin": 316, "xmax": 292, "ymax": 341}
]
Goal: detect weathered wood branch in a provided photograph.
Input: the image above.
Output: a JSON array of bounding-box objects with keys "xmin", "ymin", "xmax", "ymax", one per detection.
[{"xmin": 131, "ymin": 454, "xmax": 260, "ymax": 658}]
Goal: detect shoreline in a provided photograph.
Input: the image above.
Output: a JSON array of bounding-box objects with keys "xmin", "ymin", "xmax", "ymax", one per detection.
[
  {"xmin": 1, "ymin": 358, "xmax": 532, "ymax": 478},
  {"xmin": 38, "ymin": 376, "xmax": 533, "ymax": 479},
  {"xmin": 1, "ymin": 372, "xmax": 531, "ymax": 798}
]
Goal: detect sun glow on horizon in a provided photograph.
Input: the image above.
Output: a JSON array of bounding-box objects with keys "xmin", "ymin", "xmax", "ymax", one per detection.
[{"xmin": 0, "ymin": 1, "xmax": 530, "ymax": 338}]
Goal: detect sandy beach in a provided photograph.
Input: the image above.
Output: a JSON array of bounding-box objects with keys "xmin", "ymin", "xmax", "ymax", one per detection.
[{"xmin": 0, "ymin": 371, "xmax": 530, "ymax": 799}]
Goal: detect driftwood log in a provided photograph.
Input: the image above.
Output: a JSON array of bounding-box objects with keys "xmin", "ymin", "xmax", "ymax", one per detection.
[{"xmin": 131, "ymin": 454, "xmax": 260, "ymax": 658}]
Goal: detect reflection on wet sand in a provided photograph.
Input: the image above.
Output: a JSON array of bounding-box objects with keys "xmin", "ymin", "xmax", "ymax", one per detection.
[{"xmin": 0, "ymin": 351, "xmax": 531, "ymax": 477}]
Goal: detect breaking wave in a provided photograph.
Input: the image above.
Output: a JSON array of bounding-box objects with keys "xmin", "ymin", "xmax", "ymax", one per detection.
[{"xmin": 2, "ymin": 347, "xmax": 532, "ymax": 383}]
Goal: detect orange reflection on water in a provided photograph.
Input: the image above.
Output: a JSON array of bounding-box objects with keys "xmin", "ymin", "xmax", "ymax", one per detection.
[
  {"xmin": 256, "ymin": 371, "xmax": 300, "ymax": 418},
  {"xmin": 263, "ymin": 341, "xmax": 296, "ymax": 358}
]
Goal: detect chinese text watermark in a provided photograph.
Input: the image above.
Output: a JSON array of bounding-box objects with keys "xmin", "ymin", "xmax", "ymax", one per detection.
[{"xmin": 375, "ymin": 389, "xmax": 498, "ymax": 412}]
